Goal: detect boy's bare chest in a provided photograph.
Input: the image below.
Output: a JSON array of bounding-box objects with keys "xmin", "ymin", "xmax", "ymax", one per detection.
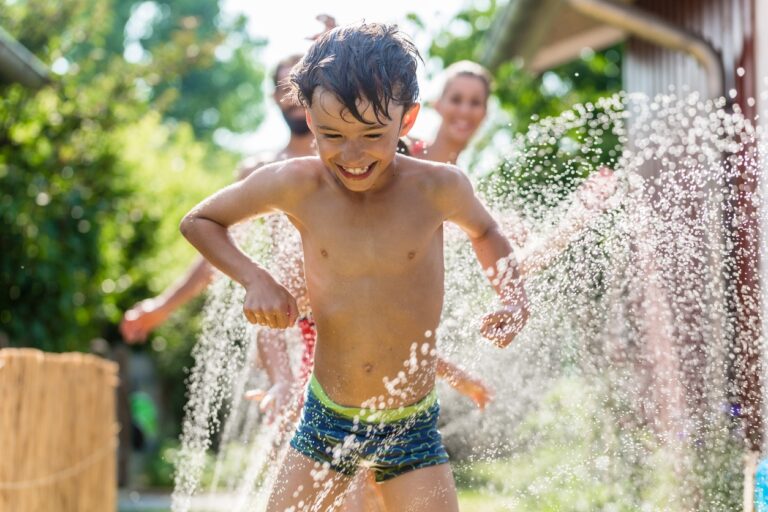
[{"xmin": 296, "ymin": 193, "xmax": 444, "ymax": 276}]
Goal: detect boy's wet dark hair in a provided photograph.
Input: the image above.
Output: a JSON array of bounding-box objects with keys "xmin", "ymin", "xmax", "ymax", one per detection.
[{"xmin": 289, "ymin": 22, "xmax": 421, "ymax": 125}]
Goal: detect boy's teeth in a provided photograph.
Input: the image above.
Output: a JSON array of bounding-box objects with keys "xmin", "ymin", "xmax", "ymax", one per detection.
[{"xmin": 344, "ymin": 166, "xmax": 367, "ymax": 175}]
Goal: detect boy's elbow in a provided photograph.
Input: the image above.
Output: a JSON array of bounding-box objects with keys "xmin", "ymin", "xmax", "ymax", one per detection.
[
  {"xmin": 180, "ymin": 211, "xmax": 227, "ymax": 242},
  {"xmin": 179, "ymin": 212, "xmax": 197, "ymax": 240},
  {"xmin": 470, "ymin": 222, "xmax": 502, "ymax": 245}
]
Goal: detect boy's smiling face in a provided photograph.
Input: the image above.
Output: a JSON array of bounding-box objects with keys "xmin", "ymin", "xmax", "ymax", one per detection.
[{"xmin": 307, "ymin": 87, "xmax": 419, "ymax": 193}]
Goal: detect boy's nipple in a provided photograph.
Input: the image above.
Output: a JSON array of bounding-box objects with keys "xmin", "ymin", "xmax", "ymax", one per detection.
[{"xmin": 363, "ymin": 362, "xmax": 374, "ymax": 373}]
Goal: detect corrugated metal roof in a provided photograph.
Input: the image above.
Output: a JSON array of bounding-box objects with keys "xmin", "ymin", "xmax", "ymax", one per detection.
[{"xmin": 483, "ymin": 0, "xmax": 628, "ymax": 72}]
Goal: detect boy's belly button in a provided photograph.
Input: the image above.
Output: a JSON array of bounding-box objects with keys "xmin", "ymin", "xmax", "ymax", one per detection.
[{"xmin": 363, "ymin": 362, "xmax": 373, "ymax": 373}]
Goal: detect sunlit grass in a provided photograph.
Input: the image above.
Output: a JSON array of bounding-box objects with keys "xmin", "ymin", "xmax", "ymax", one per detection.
[{"xmin": 452, "ymin": 375, "xmax": 688, "ymax": 511}]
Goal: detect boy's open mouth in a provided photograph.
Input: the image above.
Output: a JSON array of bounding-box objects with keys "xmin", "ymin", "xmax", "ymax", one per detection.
[{"xmin": 337, "ymin": 162, "xmax": 376, "ymax": 180}]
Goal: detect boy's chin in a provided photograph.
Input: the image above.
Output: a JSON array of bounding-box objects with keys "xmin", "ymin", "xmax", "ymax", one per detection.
[{"xmin": 338, "ymin": 177, "xmax": 376, "ymax": 192}]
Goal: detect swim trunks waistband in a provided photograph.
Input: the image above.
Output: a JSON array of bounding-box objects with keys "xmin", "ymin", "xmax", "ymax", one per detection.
[{"xmin": 308, "ymin": 374, "xmax": 437, "ymax": 424}]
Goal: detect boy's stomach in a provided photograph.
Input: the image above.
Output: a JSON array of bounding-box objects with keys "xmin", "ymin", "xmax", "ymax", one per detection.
[{"xmin": 309, "ymin": 280, "xmax": 444, "ymax": 409}]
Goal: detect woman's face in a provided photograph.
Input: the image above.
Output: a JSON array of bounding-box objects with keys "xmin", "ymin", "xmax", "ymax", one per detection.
[{"xmin": 434, "ymin": 74, "xmax": 488, "ymax": 144}]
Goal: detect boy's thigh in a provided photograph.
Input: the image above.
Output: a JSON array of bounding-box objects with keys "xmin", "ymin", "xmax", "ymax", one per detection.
[
  {"xmin": 337, "ymin": 469, "xmax": 386, "ymax": 512},
  {"xmin": 267, "ymin": 448, "xmax": 353, "ymax": 512},
  {"xmin": 376, "ymin": 463, "xmax": 458, "ymax": 512}
]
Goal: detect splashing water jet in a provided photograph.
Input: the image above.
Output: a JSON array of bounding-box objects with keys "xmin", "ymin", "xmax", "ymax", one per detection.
[{"xmin": 171, "ymin": 90, "xmax": 768, "ymax": 511}]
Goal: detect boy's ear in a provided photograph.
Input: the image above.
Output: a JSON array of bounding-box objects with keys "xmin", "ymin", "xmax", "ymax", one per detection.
[
  {"xmin": 305, "ymin": 110, "xmax": 315, "ymax": 134},
  {"xmin": 399, "ymin": 103, "xmax": 421, "ymax": 137}
]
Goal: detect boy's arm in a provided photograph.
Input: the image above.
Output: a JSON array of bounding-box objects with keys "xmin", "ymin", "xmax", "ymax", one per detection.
[
  {"xmin": 180, "ymin": 160, "xmax": 306, "ymax": 329},
  {"xmin": 518, "ymin": 168, "xmax": 619, "ymax": 276},
  {"xmin": 436, "ymin": 357, "xmax": 493, "ymax": 410},
  {"xmin": 120, "ymin": 257, "xmax": 213, "ymax": 343},
  {"xmin": 245, "ymin": 329, "xmax": 297, "ymax": 423},
  {"xmin": 439, "ymin": 167, "xmax": 529, "ymax": 347},
  {"xmin": 257, "ymin": 329, "xmax": 295, "ymax": 387}
]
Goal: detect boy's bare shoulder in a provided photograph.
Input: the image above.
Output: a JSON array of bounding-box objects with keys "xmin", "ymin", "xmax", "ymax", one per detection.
[
  {"xmin": 236, "ymin": 152, "xmax": 278, "ymax": 181},
  {"xmin": 248, "ymin": 157, "xmax": 326, "ymax": 203},
  {"xmin": 398, "ymin": 154, "xmax": 471, "ymax": 197},
  {"xmin": 257, "ymin": 156, "xmax": 324, "ymax": 184}
]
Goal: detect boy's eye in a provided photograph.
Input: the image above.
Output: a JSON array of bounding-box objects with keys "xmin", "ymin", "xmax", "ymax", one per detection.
[
  {"xmin": 365, "ymin": 133, "xmax": 383, "ymax": 139},
  {"xmin": 323, "ymin": 134, "xmax": 342, "ymax": 139}
]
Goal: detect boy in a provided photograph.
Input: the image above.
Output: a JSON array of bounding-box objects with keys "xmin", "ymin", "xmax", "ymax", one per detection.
[{"xmin": 181, "ymin": 22, "xmax": 529, "ymax": 511}]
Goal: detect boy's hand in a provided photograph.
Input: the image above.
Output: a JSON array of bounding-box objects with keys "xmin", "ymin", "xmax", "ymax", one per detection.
[
  {"xmin": 480, "ymin": 303, "xmax": 529, "ymax": 348},
  {"xmin": 244, "ymin": 381, "xmax": 297, "ymax": 424},
  {"xmin": 574, "ymin": 167, "xmax": 620, "ymax": 211},
  {"xmin": 454, "ymin": 377, "xmax": 494, "ymax": 410},
  {"xmin": 243, "ymin": 274, "xmax": 299, "ymax": 329},
  {"xmin": 306, "ymin": 14, "xmax": 337, "ymax": 40},
  {"xmin": 120, "ymin": 299, "xmax": 168, "ymax": 343}
]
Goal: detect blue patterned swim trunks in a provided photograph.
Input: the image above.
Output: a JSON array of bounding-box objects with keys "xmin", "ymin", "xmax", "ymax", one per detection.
[{"xmin": 289, "ymin": 374, "xmax": 449, "ymax": 482}]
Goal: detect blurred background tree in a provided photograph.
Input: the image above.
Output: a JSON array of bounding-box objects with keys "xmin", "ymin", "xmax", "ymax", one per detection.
[
  {"xmin": 0, "ymin": 0, "xmax": 265, "ymax": 459},
  {"xmin": 68, "ymin": 0, "xmax": 267, "ymax": 139}
]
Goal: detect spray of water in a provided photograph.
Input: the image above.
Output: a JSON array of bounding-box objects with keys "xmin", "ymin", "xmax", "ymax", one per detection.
[{"xmin": 171, "ymin": 89, "xmax": 767, "ymax": 511}]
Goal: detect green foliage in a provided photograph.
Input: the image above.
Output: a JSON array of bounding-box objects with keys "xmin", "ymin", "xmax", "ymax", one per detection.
[
  {"xmin": 492, "ymin": 49, "xmax": 623, "ymax": 134},
  {"xmin": 99, "ymin": 0, "xmax": 268, "ymax": 139},
  {"xmin": 147, "ymin": 9, "xmax": 267, "ymax": 138},
  {"xmin": 425, "ymin": 0, "xmax": 498, "ymax": 67},
  {"xmin": 454, "ymin": 376, "xmax": 744, "ymax": 511},
  {"xmin": 454, "ymin": 377, "xmax": 686, "ymax": 511},
  {"xmin": 6, "ymin": 0, "xmax": 267, "ymax": 140},
  {"xmin": 0, "ymin": 0, "xmax": 263, "ymax": 489},
  {"xmin": 145, "ymin": 439, "xmax": 180, "ymax": 488},
  {"xmin": 110, "ymin": 117, "xmax": 233, "ymax": 436},
  {"xmin": 0, "ymin": 52, "xmax": 144, "ymax": 350},
  {"xmin": 1, "ymin": 0, "xmax": 113, "ymax": 66},
  {"xmin": 481, "ymin": 95, "xmax": 625, "ymax": 220},
  {"xmin": 111, "ymin": 112, "xmax": 233, "ymax": 293},
  {"xmin": 0, "ymin": 0, "xmax": 241, "ymax": 352},
  {"xmin": 145, "ymin": 438, "xmax": 252, "ymax": 489},
  {"xmin": 149, "ymin": 297, "xmax": 201, "ymax": 439}
]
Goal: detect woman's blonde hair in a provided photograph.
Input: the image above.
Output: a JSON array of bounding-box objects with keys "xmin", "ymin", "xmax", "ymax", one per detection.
[{"xmin": 441, "ymin": 60, "xmax": 492, "ymax": 99}]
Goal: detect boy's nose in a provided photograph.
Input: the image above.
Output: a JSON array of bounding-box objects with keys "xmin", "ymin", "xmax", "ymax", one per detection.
[{"xmin": 340, "ymin": 142, "xmax": 364, "ymax": 163}]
